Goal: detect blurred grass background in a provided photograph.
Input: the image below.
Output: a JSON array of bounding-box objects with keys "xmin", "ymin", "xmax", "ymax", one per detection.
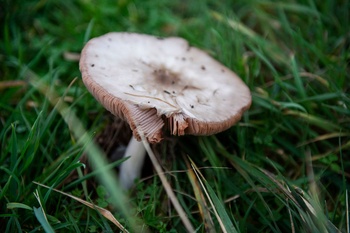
[{"xmin": 1, "ymin": 0, "xmax": 349, "ymax": 232}]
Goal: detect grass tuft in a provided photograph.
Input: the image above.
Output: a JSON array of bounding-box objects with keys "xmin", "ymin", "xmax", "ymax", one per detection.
[{"xmin": 1, "ymin": 0, "xmax": 349, "ymax": 232}]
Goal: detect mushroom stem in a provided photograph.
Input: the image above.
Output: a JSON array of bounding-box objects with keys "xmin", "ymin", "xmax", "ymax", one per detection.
[{"xmin": 119, "ymin": 137, "xmax": 146, "ymax": 189}]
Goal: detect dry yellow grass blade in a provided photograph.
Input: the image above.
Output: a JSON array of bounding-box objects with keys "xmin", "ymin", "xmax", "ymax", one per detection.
[
  {"xmin": 298, "ymin": 132, "xmax": 350, "ymax": 147},
  {"xmin": 184, "ymin": 155, "xmax": 215, "ymax": 233},
  {"xmin": 33, "ymin": 181, "xmax": 129, "ymax": 233},
  {"xmin": 312, "ymin": 140, "xmax": 350, "ymax": 162},
  {"xmin": 0, "ymin": 80, "xmax": 27, "ymax": 90},
  {"xmin": 139, "ymin": 133, "xmax": 195, "ymax": 233},
  {"xmin": 189, "ymin": 158, "xmax": 231, "ymax": 233}
]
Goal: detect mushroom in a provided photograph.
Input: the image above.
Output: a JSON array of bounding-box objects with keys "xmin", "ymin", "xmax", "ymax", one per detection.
[{"xmin": 79, "ymin": 32, "xmax": 251, "ymax": 188}]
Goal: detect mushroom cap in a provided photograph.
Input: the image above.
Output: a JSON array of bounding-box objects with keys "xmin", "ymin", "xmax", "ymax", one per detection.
[{"xmin": 80, "ymin": 32, "xmax": 251, "ymax": 143}]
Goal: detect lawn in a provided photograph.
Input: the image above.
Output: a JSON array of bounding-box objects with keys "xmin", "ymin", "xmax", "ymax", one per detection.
[{"xmin": 1, "ymin": 0, "xmax": 349, "ymax": 232}]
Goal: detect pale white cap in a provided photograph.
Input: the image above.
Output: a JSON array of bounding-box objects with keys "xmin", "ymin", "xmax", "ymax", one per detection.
[{"xmin": 80, "ymin": 32, "xmax": 251, "ymax": 143}]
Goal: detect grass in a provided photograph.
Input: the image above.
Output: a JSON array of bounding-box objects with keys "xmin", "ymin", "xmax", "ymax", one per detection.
[{"xmin": 1, "ymin": 0, "xmax": 349, "ymax": 232}]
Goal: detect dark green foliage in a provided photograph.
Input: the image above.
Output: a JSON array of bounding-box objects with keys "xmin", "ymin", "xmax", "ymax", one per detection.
[{"xmin": 1, "ymin": 0, "xmax": 349, "ymax": 232}]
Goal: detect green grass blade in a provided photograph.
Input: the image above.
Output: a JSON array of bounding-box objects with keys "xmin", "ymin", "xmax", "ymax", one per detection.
[
  {"xmin": 190, "ymin": 158, "xmax": 239, "ymax": 233},
  {"xmin": 7, "ymin": 203, "xmax": 33, "ymax": 211},
  {"xmin": 33, "ymin": 206, "xmax": 55, "ymax": 233},
  {"xmin": 204, "ymin": 180, "xmax": 239, "ymax": 233}
]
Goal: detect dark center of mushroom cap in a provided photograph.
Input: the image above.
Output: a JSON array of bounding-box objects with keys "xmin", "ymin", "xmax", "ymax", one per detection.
[
  {"xmin": 153, "ymin": 68, "xmax": 180, "ymax": 86},
  {"xmin": 150, "ymin": 67, "xmax": 200, "ymax": 94}
]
